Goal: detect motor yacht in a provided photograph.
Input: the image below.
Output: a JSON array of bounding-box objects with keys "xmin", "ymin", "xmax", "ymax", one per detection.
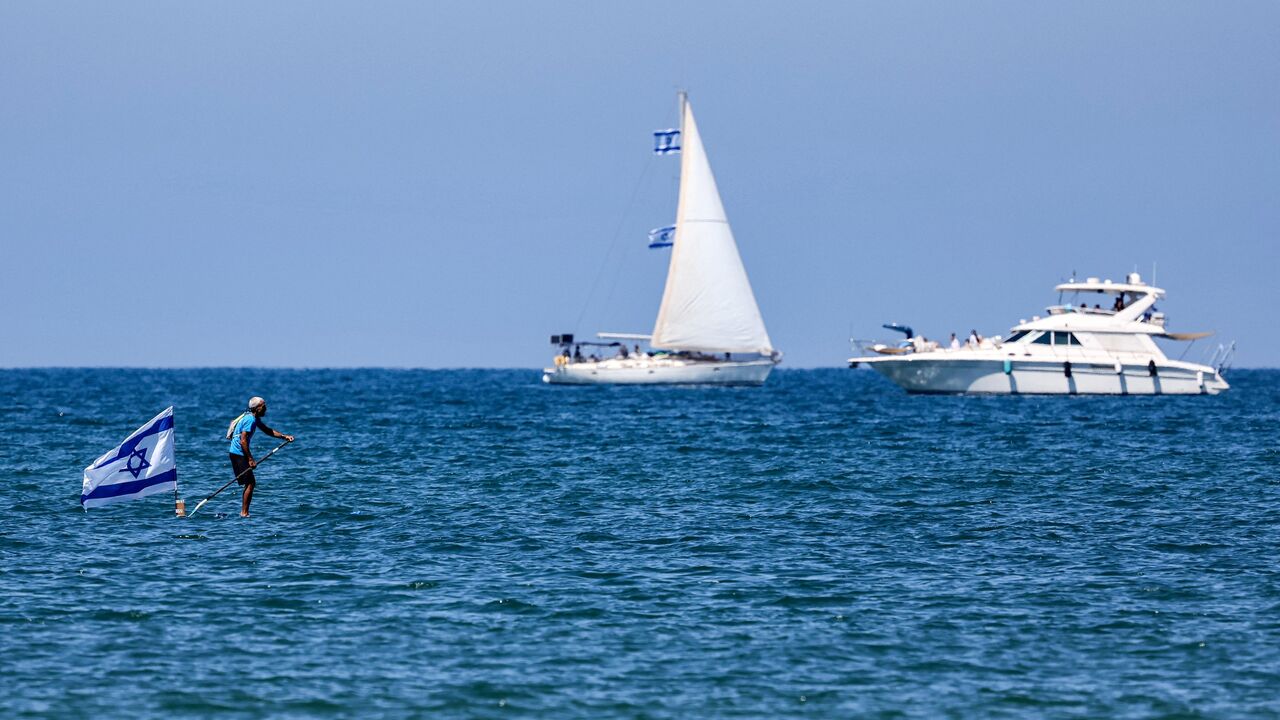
[{"xmin": 848, "ymin": 273, "xmax": 1232, "ymax": 395}]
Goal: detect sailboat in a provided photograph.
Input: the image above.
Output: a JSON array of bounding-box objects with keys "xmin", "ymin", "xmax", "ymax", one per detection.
[{"xmin": 543, "ymin": 93, "xmax": 780, "ymax": 386}]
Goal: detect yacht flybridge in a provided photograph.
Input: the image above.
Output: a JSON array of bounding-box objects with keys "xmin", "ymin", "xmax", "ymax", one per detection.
[
  {"xmin": 543, "ymin": 93, "xmax": 780, "ymax": 386},
  {"xmin": 849, "ymin": 273, "xmax": 1232, "ymax": 395}
]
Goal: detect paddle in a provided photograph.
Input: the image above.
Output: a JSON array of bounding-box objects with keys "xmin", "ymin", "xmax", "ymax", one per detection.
[{"xmin": 187, "ymin": 439, "xmax": 292, "ymax": 518}]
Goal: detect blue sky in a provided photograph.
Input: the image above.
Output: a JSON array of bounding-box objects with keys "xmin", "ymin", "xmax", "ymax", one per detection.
[{"xmin": 2, "ymin": 2, "xmax": 1276, "ymax": 368}]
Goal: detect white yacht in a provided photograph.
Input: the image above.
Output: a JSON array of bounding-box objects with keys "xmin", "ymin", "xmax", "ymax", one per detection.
[
  {"xmin": 543, "ymin": 93, "xmax": 780, "ymax": 386},
  {"xmin": 848, "ymin": 273, "xmax": 1232, "ymax": 395}
]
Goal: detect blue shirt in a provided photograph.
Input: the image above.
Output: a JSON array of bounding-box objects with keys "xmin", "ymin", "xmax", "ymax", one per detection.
[{"xmin": 228, "ymin": 413, "xmax": 267, "ymax": 456}]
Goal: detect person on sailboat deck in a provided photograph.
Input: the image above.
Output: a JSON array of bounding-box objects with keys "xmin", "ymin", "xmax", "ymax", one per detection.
[
  {"xmin": 573, "ymin": 346, "xmax": 583, "ymax": 363},
  {"xmin": 634, "ymin": 344, "xmax": 643, "ymax": 358},
  {"xmin": 618, "ymin": 345, "xmax": 629, "ymax": 359}
]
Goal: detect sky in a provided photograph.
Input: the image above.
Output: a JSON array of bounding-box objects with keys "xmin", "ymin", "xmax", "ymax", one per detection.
[{"xmin": 1, "ymin": 1, "xmax": 1277, "ymax": 368}]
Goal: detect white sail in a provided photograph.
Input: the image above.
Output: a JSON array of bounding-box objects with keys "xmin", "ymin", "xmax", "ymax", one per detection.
[{"xmin": 650, "ymin": 98, "xmax": 773, "ymax": 354}]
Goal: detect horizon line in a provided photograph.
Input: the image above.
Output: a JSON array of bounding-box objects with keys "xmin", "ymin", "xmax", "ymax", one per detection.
[{"xmin": 0, "ymin": 365, "xmax": 1273, "ymax": 371}]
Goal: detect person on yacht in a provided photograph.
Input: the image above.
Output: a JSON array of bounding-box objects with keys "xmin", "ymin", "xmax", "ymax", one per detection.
[
  {"xmin": 911, "ymin": 336, "xmax": 938, "ymax": 353},
  {"xmin": 949, "ymin": 333, "xmax": 960, "ymax": 350}
]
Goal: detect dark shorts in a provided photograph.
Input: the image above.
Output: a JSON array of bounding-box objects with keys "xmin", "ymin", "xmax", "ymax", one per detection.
[{"xmin": 230, "ymin": 453, "xmax": 256, "ymax": 486}]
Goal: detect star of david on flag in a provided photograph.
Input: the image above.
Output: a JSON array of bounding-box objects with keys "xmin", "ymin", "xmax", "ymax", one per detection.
[
  {"xmin": 81, "ymin": 407, "xmax": 177, "ymax": 509},
  {"xmin": 653, "ymin": 129, "xmax": 681, "ymax": 155},
  {"xmin": 648, "ymin": 225, "xmax": 676, "ymax": 248}
]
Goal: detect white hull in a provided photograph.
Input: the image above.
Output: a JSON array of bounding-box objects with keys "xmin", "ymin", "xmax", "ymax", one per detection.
[
  {"xmin": 863, "ymin": 357, "xmax": 1228, "ymax": 395},
  {"xmin": 543, "ymin": 358, "xmax": 775, "ymax": 386}
]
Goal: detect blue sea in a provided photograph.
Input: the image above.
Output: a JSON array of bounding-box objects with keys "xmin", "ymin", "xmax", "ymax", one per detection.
[{"xmin": 2, "ymin": 368, "xmax": 1278, "ymax": 718}]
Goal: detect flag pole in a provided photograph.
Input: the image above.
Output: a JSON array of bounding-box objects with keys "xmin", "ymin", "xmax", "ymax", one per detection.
[
  {"xmin": 187, "ymin": 439, "xmax": 292, "ymax": 518},
  {"xmin": 174, "ymin": 405, "xmax": 183, "ymax": 516}
]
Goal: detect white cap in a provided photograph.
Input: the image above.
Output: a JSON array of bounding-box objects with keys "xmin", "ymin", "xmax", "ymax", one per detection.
[{"xmin": 248, "ymin": 396, "xmax": 266, "ymax": 410}]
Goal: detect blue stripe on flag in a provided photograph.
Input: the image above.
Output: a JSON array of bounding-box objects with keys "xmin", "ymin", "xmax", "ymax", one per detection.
[
  {"xmin": 91, "ymin": 414, "xmax": 175, "ymax": 470},
  {"xmin": 648, "ymin": 225, "xmax": 675, "ymax": 248},
  {"xmin": 81, "ymin": 468, "xmax": 177, "ymax": 504},
  {"xmin": 653, "ymin": 129, "xmax": 681, "ymax": 155}
]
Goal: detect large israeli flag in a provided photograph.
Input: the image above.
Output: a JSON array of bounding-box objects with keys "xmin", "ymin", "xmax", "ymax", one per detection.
[{"xmin": 81, "ymin": 407, "xmax": 177, "ymax": 509}]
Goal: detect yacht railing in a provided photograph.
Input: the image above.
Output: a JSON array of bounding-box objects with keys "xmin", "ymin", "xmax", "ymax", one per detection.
[
  {"xmin": 1207, "ymin": 342, "xmax": 1236, "ymax": 374},
  {"xmin": 1045, "ymin": 305, "xmax": 1166, "ymax": 327},
  {"xmin": 1047, "ymin": 305, "xmax": 1116, "ymax": 316}
]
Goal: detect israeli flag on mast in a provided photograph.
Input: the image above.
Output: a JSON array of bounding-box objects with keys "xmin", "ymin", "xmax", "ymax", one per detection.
[
  {"xmin": 648, "ymin": 225, "xmax": 676, "ymax": 248},
  {"xmin": 654, "ymin": 129, "xmax": 681, "ymax": 155},
  {"xmin": 81, "ymin": 407, "xmax": 177, "ymax": 509}
]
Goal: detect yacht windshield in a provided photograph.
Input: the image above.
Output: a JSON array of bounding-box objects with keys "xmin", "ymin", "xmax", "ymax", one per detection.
[
  {"xmin": 1031, "ymin": 331, "xmax": 1079, "ymax": 346},
  {"xmin": 1052, "ymin": 331, "xmax": 1079, "ymax": 346}
]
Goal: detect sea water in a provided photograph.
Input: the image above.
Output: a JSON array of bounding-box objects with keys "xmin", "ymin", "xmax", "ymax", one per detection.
[{"xmin": 2, "ymin": 368, "xmax": 1277, "ymax": 718}]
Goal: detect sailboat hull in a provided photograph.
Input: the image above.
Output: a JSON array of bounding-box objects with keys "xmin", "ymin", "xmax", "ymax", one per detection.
[{"xmin": 543, "ymin": 358, "xmax": 775, "ymax": 386}]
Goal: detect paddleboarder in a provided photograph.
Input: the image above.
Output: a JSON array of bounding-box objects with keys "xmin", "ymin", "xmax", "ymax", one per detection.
[{"xmin": 228, "ymin": 396, "xmax": 294, "ymax": 517}]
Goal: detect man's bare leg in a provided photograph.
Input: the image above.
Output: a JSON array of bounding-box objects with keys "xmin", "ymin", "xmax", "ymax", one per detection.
[{"xmin": 241, "ymin": 483, "xmax": 254, "ymax": 517}]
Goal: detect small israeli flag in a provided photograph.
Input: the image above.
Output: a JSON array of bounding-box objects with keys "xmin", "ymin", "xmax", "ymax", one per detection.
[
  {"xmin": 648, "ymin": 225, "xmax": 676, "ymax": 248},
  {"xmin": 81, "ymin": 407, "xmax": 177, "ymax": 509},
  {"xmin": 653, "ymin": 129, "xmax": 681, "ymax": 155}
]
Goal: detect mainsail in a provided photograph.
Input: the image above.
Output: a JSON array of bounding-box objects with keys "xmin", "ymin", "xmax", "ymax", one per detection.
[{"xmin": 650, "ymin": 97, "xmax": 773, "ymax": 354}]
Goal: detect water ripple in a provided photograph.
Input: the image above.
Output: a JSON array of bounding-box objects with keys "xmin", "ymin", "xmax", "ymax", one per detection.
[{"xmin": 1, "ymin": 368, "xmax": 1278, "ymax": 717}]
